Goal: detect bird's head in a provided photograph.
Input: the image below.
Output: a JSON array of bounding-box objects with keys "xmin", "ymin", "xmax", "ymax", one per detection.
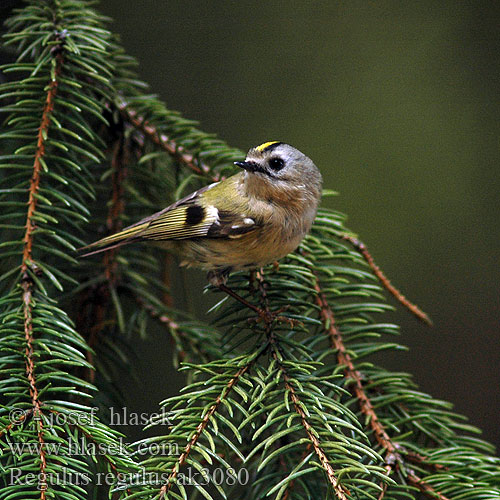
[{"xmin": 235, "ymin": 142, "xmax": 322, "ymax": 202}]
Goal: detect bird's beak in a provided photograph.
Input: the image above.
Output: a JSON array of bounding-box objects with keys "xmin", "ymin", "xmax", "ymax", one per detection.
[{"xmin": 234, "ymin": 160, "xmax": 258, "ymax": 172}]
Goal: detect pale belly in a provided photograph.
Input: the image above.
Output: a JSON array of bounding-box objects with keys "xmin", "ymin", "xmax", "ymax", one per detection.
[{"xmin": 172, "ymin": 224, "xmax": 305, "ymax": 273}]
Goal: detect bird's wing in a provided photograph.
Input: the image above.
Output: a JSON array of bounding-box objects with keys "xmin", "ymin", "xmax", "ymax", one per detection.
[
  {"xmin": 79, "ymin": 184, "xmax": 215, "ymax": 255},
  {"xmin": 80, "ymin": 181, "xmax": 259, "ymax": 256},
  {"xmin": 140, "ymin": 200, "xmax": 218, "ymax": 240},
  {"xmin": 205, "ymin": 209, "xmax": 258, "ymax": 239},
  {"xmin": 141, "ymin": 200, "xmax": 258, "ymax": 240},
  {"xmin": 114, "ymin": 183, "xmax": 220, "ymax": 241}
]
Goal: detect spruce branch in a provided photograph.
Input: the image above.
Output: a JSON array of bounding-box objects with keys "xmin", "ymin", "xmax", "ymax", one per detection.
[
  {"xmin": 21, "ymin": 277, "xmax": 48, "ymax": 497},
  {"xmin": 312, "ymin": 271, "xmax": 450, "ymax": 500},
  {"xmin": 17, "ymin": 29, "xmax": 65, "ymax": 500},
  {"xmin": 312, "ymin": 273, "xmax": 395, "ymax": 453},
  {"xmin": 403, "ymin": 449, "xmax": 448, "ymax": 472},
  {"xmin": 21, "ymin": 50, "xmax": 64, "ymax": 273},
  {"xmin": 118, "ymin": 99, "xmax": 214, "ymax": 179},
  {"xmin": 1, "ymin": 2, "xmax": 140, "ymax": 497},
  {"xmin": 270, "ymin": 342, "xmax": 350, "ymax": 500},
  {"xmin": 103, "ymin": 125, "xmax": 129, "ymax": 286},
  {"xmin": 158, "ymin": 363, "xmax": 252, "ymax": 499},
  {"xmin": 406, "ymin": 471, "xmax": 451, "ymax": 500},
  {"xmin": 0, "ymin": 409, "xmax": 32, "ymax": 440},
  {"xmin": 78, "ymin": 126, "xmax": 130, "ymax": 382},
  {"xmin": 341, "ymin": 235, "xmax": 432, "ymax": 325},
  {"xmin": 241, "ymin": 270, "xmax": 388, "ymax": 499},
  {"xmin": 254, "ymin": 269, "xmax": 350, "ymax": 496}
]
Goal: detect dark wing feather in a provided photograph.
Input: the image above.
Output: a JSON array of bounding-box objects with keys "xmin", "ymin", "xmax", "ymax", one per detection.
[
  {"xmin": 123, "ymin": 183, "xmax": 218, "ymax": 240},
  {"xmin": 207, "ymin": 210, "xmax": 257, "ymax": 238},
  {"xmin": 80, "ymin": 184, "xmax": 216, "ymax": 255},
  {"xmin": 80, "ymin": 181, "xmax": 260, "ymax": 256}
]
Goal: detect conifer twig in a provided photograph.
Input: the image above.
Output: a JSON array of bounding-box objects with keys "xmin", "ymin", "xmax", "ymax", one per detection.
[
  {"xmin": 0, "ymin": 409, "xmax": 32, "ymax": 439},
  {"xmin": 272, "ymin": 347, "xmax": 349, "ymax": 500},
  {"xmin": 157, "ymin": 363, "xmax": 251, "ymax": 499},
  {"xmin": 312, "ymin": 276, "xmax": 395, "ymax": 452},
  {"xmin": 256, "ymin": 272, "xmax": 349, "ymax": 499},
  {"xmin": 312, "ymin": 274, "xmax": 450, "ymax": 500},
  {"xmin": 21, "ymin": 278, "xmax": 47, "ymax": 498},
  {"xmin": 118, "ymin": 100, "xmax": 214, "ymax": 178},
  {"xmin": 407, "ymin": 471, "xmax": 450, "ymax": 500},
  {"xmin": 19, "ymin": 46, "xmax": 65, "ymax": 499},
  {"xmin": 137, "ymin": 297, "xmax": 180, "ymax": 331},
  {"xmin": 403, "ymin": 449, "xmax": 448, "ymax": 472},
  {"xmin": 104, "ymin": 129, "xmax": 129, "ymax": 285},
  {"xmin": 80, "ymin": 127, "xmax": 130, "ymax": 380},
  {"xmin": 341, "ymin": 235, "xmax": 432, "ymax": 325},
  {"xmin": 68, "ymin": 418, "xmax": 132, "ymax": 494},
  {"xmin": 21, "ymin": 52, "xmax": 63, "ymax": 270}
]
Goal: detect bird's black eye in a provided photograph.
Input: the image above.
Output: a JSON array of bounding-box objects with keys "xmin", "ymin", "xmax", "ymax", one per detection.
[{"xmin": 268, "ymin": 157, "xmax": 285, "ymax": 171}]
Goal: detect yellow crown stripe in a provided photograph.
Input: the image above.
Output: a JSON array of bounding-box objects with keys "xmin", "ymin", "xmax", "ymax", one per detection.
[{"xmin": 255, "ymin": 141, "xmax": 280, "ymax": 152}]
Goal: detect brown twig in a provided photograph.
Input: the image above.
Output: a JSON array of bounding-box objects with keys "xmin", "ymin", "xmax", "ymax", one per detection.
[
  {"xmin": 254, "ymin": 271, "xmax": 349, "ymax": 499},
  {"xmin": 103, "ymin": 130, "xmax": 129, "ymax": 285},
  {"xmin": 158, "ymin": 363, "xmax": 250, "ymax": 499},
  {"xmin": 21, "ymin": 53, "xmax": 62, "ymax": 270},
  {"xmin": 313, "ymin": 277, "xmax": 395, "ymax": 453},
  {"xmin": 77, "ymin": 125, "xmax": 130, "ymax": 383},
  {"xmin": 118, "ymin": 100, "xmax": 215, "ymax": 179},
  {"xmin": 274, "ymin": 352, "xmax": 349, "ymax": 500},
  {"xmin": 137, "ymin": 297, "xmax": 180, "ymax": 331},
  {"xmin": 0, "ymin": 409, "xmax": 33, "ymax": 439},
  {"xmin": 312, "ymin": 273, "xmax": 450, "ymax": 500},
  {"xmin": 217, "ymin": 269, "xmax": 298, "ymax": 327},
  {"xmin": 341, "ymin": 235, "xmax": 432, "ymax": 326},
  {"xmin": 407, "ymin": 471, "xmax": 450, "ymax": 500},
  {"xmin": 19, "ymin": 49, "xmax": 65, "ymax": 498}
]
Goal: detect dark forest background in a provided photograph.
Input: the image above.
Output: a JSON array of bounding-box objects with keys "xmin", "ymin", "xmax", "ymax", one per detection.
[{"xmin": 2, "ymin": 0, "xmax": 499, "ymax": 450}]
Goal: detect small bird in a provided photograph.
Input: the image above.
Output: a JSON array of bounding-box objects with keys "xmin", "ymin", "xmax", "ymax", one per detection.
[{"xmin": 82, "ymin": 142, "xmax": 322, "ymax": 318}]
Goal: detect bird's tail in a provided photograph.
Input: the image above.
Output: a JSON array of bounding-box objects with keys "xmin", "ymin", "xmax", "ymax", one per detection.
[{"xmin": 78, "ymin": 221, "xmax": 149, "ymax": 257}]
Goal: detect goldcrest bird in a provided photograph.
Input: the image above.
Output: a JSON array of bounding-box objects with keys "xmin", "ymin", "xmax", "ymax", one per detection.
[{"xmin": 82, "ymin": 142, "xmax": 322, "ymax": 314}]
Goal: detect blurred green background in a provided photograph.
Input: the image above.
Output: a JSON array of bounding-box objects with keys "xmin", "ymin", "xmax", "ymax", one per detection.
[{"xmin": 3, "ymin": 1, "xmax": 499, "ymax": 449}]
